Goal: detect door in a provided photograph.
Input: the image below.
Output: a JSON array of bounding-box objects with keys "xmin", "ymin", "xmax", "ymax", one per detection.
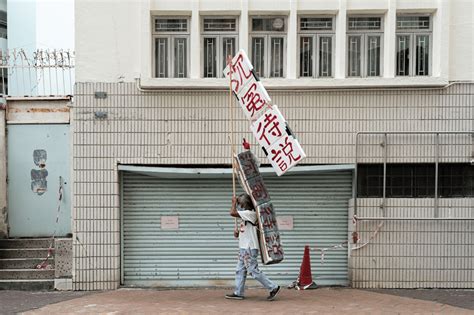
[
  {"xmin": 121, "ymin": 170, "xmax": 352, "ymax": 287},
  {"xmin": 7, "ymin": 124, "xmax": 71, "ymax": 237}
]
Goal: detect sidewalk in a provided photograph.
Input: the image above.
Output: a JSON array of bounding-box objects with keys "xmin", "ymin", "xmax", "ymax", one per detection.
[{"xmin": 21, "ymin": 287, "xmax": 474, "ymax": 315}]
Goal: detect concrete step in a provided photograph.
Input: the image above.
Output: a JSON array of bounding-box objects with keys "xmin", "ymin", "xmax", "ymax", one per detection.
[
  {"xmin": 0, "ymin": 279, "xmax": 54, "ymax": 290},
  {"xmin": 0, "ymin": 248, "xmax": 52, "ymax": 259},
  {"xmin": 0, "ymin": 258, "xmax": 54, "ymax": 269},
  {"xmin": 0, "ymin": 269, "xmax": 55, "ymax": 280},
  {"xmin": 0, "ymin": 238, "xmax": 53, "ymax": 249}
]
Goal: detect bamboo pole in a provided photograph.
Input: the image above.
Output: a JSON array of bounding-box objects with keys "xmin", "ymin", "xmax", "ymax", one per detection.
[{"xmin": 227, "ymin": 55, "xmax": 237, "ymax": 230}]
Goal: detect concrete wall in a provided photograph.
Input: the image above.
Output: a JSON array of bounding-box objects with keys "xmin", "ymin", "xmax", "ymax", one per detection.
[
  {"xmin": 72, "ymin": 82, "xmax": 473, "ymax": 290},
  {"xmin": 0, "ymin": 105, "xmax": 7, "ymax": 238},
  {"xmin": 75, "ymin": 0, "xmax": 474, "ymax": 83}
]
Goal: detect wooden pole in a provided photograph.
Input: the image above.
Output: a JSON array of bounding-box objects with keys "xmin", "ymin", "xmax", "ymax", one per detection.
[{"xmin": 227, "ymin": 55, "xmax": 237, "ymax": 230}]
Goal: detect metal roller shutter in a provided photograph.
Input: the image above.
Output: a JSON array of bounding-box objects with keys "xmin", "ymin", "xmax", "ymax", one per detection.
[{"xmin": 121, "ymin": 170, "xmax": 352, "ymax": 287}]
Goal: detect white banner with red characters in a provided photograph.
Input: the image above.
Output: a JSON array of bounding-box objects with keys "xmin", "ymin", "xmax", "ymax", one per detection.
[
  {"xmin": 223, "ymin": 50, "xmax": 255, "ymax": 96},
  {"xmin": 224, "ymin": 49, "xmax": 306, "ymax": 176},
  {"xmin": 250, "ymin": 105, "xmax": 286, "ymax": 148},
  {"xmin": 236, "ymin": 79, "xmax": 271, "ymax": 121},
  {"xmin": 267, "ymin": 135, "xmax": 306, "ymax": 176}
]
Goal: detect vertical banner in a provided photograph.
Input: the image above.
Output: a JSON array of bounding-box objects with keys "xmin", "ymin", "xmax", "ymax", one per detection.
[
  {"xmin": 224, "ymin": 49, "xmax": 305, "ymax": 176},
  {"xmin": 235, "ymin": 150, "xmax": 284, "ymax": 265}
]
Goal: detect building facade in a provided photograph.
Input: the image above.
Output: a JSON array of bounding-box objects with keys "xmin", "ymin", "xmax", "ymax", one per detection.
[{"xmin": 74, "ymin": 0, "xmax": 473, "ymax": 290}]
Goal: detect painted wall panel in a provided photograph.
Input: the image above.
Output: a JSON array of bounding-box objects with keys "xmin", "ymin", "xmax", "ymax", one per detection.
[{"xmin": 7, "ymin": 124, "xmax": 71, "ymax": 237}]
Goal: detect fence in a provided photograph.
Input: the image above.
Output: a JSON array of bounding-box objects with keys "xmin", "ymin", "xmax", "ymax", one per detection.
[
  {"xmin": 0, "ymin": 48, "xmax": 75, "ymax": 97},
  {"xmin": 351, "ymin": 131, "xmax": 474, "ymax": 288}
]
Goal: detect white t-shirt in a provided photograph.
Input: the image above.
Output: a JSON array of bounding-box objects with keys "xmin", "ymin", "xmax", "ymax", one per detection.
[{"xmin": 237, "ymin": 208, "xmax": 259, "ymax": 250}]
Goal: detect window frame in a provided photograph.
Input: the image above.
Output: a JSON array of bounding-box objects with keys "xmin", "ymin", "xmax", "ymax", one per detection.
[
  {"xmin": 346, "ymin": 15, "xmax": 384, "ymax": 78},
  {"xmin": 395, "ymin": 14, "xmax": 432, "ymax": 77},
  {"xmin": 249, "ymin": 16, "xmax": 288, "ymax": 78},
  {"xmin": 357, "ymin": 163, "xmax": 474, "ymax": 198},
  {"xmin": 201, "ymin": 16, "xmax": 239, "ymax": 78},
  {"xmin": 152, "ymin": 16, "xmax": 190, "ymax": 78},
  {"xmin": 297, "ymin": 15, "xmax": 335, "ymax": 78}
]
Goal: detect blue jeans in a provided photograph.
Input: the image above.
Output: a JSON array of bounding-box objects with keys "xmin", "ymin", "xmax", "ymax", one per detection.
[{"xmin": 234, "ymin": 248, "xmax": 278, "ymax": 296}]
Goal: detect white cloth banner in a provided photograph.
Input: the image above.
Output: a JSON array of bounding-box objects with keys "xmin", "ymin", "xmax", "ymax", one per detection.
[{"xmin": 224, "ymin": 49, "xmax": 306, "ymax": 176}]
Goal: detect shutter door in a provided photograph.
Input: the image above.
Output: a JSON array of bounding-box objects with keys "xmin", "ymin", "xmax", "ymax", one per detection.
[{"xmin": 122, "ymin": 170, "xmax": 352, "ymax": 287}]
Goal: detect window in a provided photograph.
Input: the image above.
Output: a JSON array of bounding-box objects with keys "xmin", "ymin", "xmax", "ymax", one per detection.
[
  {"xmin": 202, "ymin": 17, "xmax": 238, "ymax": 78},
  {"xmin": 250, "ymin": 17, "xmax": 287, "ymax": 78},
  {"xmin": 396, "ymin": 15, "xmax": 431, "ymax": 76},
  {"xmin": 0, "ymin": 11, "xmax": 6, "ymax": 39},
  {"xmin": 298, "ymin": 16, "xmax": 335, "ymax": 78},
  {"xmin": 152, "ymin": 17, "xmax": 189, "ymax": 78},
  {"xmin": 357, "ymin": 164, "xmax": 474, "ymax": 198},
  {"xmin": 347, "ymin": 16, "xmax": 383, "ymax": 77}
]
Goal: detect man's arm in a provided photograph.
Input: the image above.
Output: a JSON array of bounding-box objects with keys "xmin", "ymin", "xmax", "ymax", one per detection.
[{"xmin": 230, "ymin": 196, "xmax": 241, "ymax": 218}]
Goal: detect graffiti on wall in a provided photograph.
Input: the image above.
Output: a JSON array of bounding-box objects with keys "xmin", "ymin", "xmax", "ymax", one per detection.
[{"xmin": 31, "ymin": 149, "xmax": 48, "ymax": 195}]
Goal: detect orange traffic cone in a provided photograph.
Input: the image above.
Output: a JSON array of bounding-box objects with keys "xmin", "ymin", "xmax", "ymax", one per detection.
[{"xmin": 295, "ymin": 245, "xmax": 318, "ymax": 290}]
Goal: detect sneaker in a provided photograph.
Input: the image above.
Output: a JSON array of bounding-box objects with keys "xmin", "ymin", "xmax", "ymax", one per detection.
[
  {"xmin": 225, "ymin": 293, "xmax": 244, "ymax": 300},
  {"xmin": 267, "ymin": 286, "xmax": 281, "ymax": 301}
]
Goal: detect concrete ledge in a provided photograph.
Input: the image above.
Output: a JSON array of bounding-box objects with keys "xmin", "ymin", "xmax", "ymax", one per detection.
[
  {"xmin": 55, "ymin": 238, "xmax": 72, "ymax": 278},
  {"xmin": 54, "ymin": 278, "xmax": 72, "ymax": 291}
]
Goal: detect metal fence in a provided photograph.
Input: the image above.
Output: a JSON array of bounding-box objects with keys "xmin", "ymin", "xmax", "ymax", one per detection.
[
  {"xmin": 354, "ymin": 131, "xmax": 474, "ymax": 219},
  {"xmin": 0, "ymin": 48, "xmax": 75, "ymax": 97},
  {"xmin": 351, "ymin": 131, "xmax": 474, "ymax": 288}
]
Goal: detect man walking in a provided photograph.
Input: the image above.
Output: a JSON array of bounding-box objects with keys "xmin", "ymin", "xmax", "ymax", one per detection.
[{"xmin": 225, "ymin": 193, "xmax": 281, "ymax": 301}]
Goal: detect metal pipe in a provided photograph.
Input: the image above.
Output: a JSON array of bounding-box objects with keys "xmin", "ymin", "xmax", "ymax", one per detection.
[
  {"xmin": 434, "ymin": 133, "xmax": 439, "ymax": 217},
  {"xmin": 357, "ymin": 131, "xmax": 474, "ymax": 135},
  {"xmin": 353, "ymin": 133, "xmax": 359, "ymax": 216},
  {"xmin": 382, "ymin": 133, "xmax": 387, "ymax": 216},
  {"xmin": 355, "ymin": 217, "xmax": 474, "ymax": 221},
  {"xmin": 135, "ymin": 78, "xmax": 473, "ymax": 92}
]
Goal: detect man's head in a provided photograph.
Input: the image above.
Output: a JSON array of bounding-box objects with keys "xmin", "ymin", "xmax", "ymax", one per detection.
[{"xmin": 237, "ymin": 193, "xmax": 254, "ymax": 210}]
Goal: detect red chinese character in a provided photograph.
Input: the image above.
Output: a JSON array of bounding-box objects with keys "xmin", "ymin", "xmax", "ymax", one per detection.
[
  {"xmin": 251, "ymin": 181, "xmax": 269, "ymax": 202},
  {"xmin": 260, "ymin": 205, "xmax": 273, "ymax": 215},
  {"xmin": 256, "ymin": 113, "xmax": 283, "ymax": 146},
  {"xmin": 242, "ymin": 83, "xmax": 266, "ymax": 118},
  {"xmin": 280, "ymin": 137, "xmax": 302, "ymax": 163},
  {"xmin": 227, "ymin": 54, "xmax": 252, "ymax": 94},
  {"xmin": 270, "ymin": 148, "xmax": 288, "ymax": 172},
  {"xmin": 262, "ymin": 217, "xmax": 275, "ymax": 229}
]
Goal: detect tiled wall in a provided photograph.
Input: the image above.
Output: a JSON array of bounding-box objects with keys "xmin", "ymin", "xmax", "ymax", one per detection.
[
  {"xmin": 350, "ymin": 198, "xmax": 474, "ymax": 288},
  {"xmin": 72, "ymin": 82, "xmax": 474, "ymax": 289}
]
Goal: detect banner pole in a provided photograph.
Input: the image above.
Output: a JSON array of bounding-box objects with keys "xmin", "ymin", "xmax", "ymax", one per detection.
[{"xmin": 227, "ymin": 55, "xmax": 237, "ymax": 230}]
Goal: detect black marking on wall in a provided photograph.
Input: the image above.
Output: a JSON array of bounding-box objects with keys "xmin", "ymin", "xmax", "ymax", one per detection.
[{"xmin": 31, "ymin": 149, "xmax": 48, "ymax": 195}]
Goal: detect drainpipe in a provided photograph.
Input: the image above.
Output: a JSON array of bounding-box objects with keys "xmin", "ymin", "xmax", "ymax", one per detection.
[{"xmin": 0, "ymin": 98, "xmax": 8, "ymax": 238}]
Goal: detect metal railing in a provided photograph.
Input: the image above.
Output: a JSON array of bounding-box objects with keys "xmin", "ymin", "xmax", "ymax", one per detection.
[
  {"xmin": 0, "ymin": 48, "xmax": 75, "ymax": 97},
  {"xmin": 354, "ymin": 131, "xmax": 474, "ymax": 219}
]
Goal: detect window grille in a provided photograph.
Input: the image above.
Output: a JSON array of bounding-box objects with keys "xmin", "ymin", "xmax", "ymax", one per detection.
[
  {"xmin": 397, "ymin": 16, "xmax": 430, "ymax": 30},
  {"xmin": 201, "ymin": 17, "xmax": 238, "ymax": 78},
  {"xmin": 153, "ymin": 17, "xmax": 189, "ymax": 78},
  {"xmin": 300, "ymin": 17, "xmax": 333, "ymax": 31},
  {"xmin": 155, "ymin": 18, "xmax": 188, "ymax": 32},
  {"xmin": 203, "ymin": 18, "xmax": 237, "ymax": 32},
  {"xmin": 298, "ymin": 16, "xmax": 334, "ymax": 78},
  {"xmin": 250, "ymin": 17, "xmax": 287, "ymax": 78},
  {"xmin": 347, "ymin": 16, "xmax": 383, "ymax": 77},
  {"xmin": 396, "ymin": 15, "xmax": 431, "ymax": 77},
  {"xmin": 357, "ymin": 164, "xmax": 474, "ymax": 198},
  {"xmin": 348, "ymin": 17, "xmax": 382, "ymax": 30}
]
